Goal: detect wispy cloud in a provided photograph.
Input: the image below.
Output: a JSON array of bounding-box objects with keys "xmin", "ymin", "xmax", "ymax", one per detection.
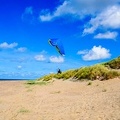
[
  {"xmin": 38, "ymin": 0, "xmax": 120, "ymax": 42},
  {"xmin": 0, "ymin": 42, "xmax": 18, "ymax": 49},
  {"xmin": 21, "ymin": 6, "xmax": 36, "ymax": 24},
  {"xmin": 17, "ymin": 65, "xmax": 22, "ymax": 69},
  {"xmin": 94, "ymin": 31, "xmax": 118, "ymax": 39},
  {"xmin": 16, "ymin": 47, "xmax": 27, "ymax": 52},
  {"xmin": 79, "ymin": 46, "xmax": 111, "ymax": 61},
  {"xmin": 40, "ymin": 9, "xmax": 53, "ymax": 21},
  {"xmin": 38, "ymin": 0, "xmax": 120, "ymax": 40},
  {"xmin": 49, "ymin": 56, "xmax": 64, "ymax": 63},
  {"xmin": 83, "ymin": 5, "xmax": 120, "ymax": 35},
  {"xmin": 34, "ymin": 54, "xmax": 46, "ymax": 61},
  {"xmin": 77, "ymin": 50, "xmax": 88, "ymax": 55},
  {"xmin": 39, "ymin": 0, "xmax": 120, "ymax": 22}
]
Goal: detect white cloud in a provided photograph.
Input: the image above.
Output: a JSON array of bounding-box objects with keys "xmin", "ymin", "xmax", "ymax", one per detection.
[
  {"xmin": 39, "ymin": 0, "xmax": 120, "ymax": 39},
  {"xmin": 80, "ymin": 46, "xmax": 111, "ymax": 61},
  {"xmin": 34, "ymin": 55, "xmax": 46, "ymax": 61},
  {"xmin": 40, "ymin": 50, "xmax": 47, "ymax": 54},
  {"xmin": 83, "ymin": 5, "xmax": 120, "ymax": 34},
  {"xmin": 100, "ymin": 6, "xmax": 120, "ymax": 29},
  {"xmin": 94, "ymin": 31, "xmax": 118, "ymax": 39},
  {"xmin": 16, "ymin": 47, "xmax": 27, "ymax": 52},
  {"xmin": 39, "ymin": 1, "xmax": 74, "ymax": 21},
  {"xmin": 17, "ymin": 65, "xmax": 22, "ymax": 69},
  {"xmin": 39, "ymin": 0, "xmax": 120, "ymax": 21},
  {"xmin": 77, "ymin": 50, "xmax": 88, "ymax": 55},
  {"xmin": 83, "ymin": 27, "xmax": 97, "ymax": 34},
  {"xmin": 49, "ymin": 56, "xmax": 64, "ymax": 63},
  {"xmin": 0, "ymin": 42, "xmax": 18, "ymax": 49},
  {"xmin": 40, "ymin": 10, "xmax": 53, "ymax": 21}
]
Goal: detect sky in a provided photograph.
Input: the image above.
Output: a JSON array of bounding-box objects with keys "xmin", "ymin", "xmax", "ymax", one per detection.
[{"xmin": 0, "ymin": 0, "xmax": 120, "ymax": 79}]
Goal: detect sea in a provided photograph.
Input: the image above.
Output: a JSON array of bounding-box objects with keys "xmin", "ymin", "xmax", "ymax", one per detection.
[{"xmin": 0, "ymin": 79, "xmax": 34, "ymax": 81}]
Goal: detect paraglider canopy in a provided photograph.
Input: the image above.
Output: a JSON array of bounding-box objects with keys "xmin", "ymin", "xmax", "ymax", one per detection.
[{"xmin": 48, "ymin": 38, "xmax": 65, "ymax": 56}]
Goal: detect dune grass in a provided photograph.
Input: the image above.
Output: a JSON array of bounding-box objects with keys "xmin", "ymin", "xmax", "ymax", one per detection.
[
  {"xmin": 73, "ymin": 64, "xmax": 120, "ymax": 80},
  {"xmin": 37, "ymin": 64, "xmax": 120, "ymax": 82},
  {"xmin": 103, "ymin": 56, "xmax": 120, "ymax": 69},
  {"xmin": 37, "ymin": 56, "xmax": 120, "ymax": 82}
]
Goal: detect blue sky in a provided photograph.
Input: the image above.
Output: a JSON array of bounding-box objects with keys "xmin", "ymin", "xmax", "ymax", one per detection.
[{"xmin": 0, "ymin": 0, "xmax": 120, "ymax": 79}]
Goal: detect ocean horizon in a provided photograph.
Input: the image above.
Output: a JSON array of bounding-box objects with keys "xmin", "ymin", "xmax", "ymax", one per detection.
[{"xmin": 0, "ymin": 79, "xmax": 35, "ymax": 81}]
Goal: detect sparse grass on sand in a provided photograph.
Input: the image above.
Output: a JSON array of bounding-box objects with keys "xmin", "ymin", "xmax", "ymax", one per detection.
[
  {"xmin": 0, "ymin": 78, "xmax": 120, "ymax": 120},
  {"xmin": 26, "ymin": 80, "xmax": 48, "ymax": 86},
  {"xmin": 87, "ymin": 82, "xmax": 92, "ymax": 85},
  {"xmin": 18, "ymin": 108, "xmax": 30, "ymax": 114}
]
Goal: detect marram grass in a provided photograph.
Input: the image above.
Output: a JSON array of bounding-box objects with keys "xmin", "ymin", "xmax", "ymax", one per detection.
[
  {"xmin": 37, "ymin": 56, "xmax": 120, "ymax": 81},
  {"xmin": 37, "ymin": 64, "xmax": 120, "ymax": 81},
  {"xmin": 103, "ymin": 56, "xmax": 120, "ymax": 69}
]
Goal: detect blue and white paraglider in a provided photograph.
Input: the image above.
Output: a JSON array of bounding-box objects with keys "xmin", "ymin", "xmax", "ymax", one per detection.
[{"xmin": 48, "ymin": 38, "xmax": 65, "ymax": 56}]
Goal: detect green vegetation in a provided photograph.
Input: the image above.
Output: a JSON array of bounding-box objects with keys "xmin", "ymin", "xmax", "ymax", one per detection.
[
  {"xmin": 26, "ymin": 80, "xmax": 48, "ymax": 85},
  {"xmin": 38, "ymin": 74, "xmax": 55, "ymax": 81},
  {"xmin": 18, "ymin": 108, "xmax": 30, "ymax": 114},
  {"xmin": 74, "ymin": 64, "xmax": 120, "ymax": 80},
  {"xmin": 87, "ymin": 82, "xmax": 92, "ymax": 85},
  {"xmin": 103, "ymin": 56, "xmax": 120, "ymax": 69},
  {"xmin": 37, "ymin": 56, "xmax": 120, "ymax": 82}
]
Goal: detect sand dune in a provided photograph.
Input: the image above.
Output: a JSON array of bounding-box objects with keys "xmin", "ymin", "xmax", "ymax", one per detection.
[{"xmin": 0, "ymin": 78, "xmax": 120, "ymax": 120}]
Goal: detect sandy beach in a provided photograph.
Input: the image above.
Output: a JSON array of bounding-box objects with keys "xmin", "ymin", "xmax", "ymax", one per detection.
[{"xmin": 0, "ymin": 78, "xmax": 120, "ymax": 120}]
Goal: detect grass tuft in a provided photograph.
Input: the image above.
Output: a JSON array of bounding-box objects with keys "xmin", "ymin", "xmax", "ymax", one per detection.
[
  {"xmin": 18, "ymin": 108, "xmax": 30, "ymax": 114},
  {"xmin": 26, "ymin": 80, "xmax": 48, "ymax": 86},
  {"xmin": 87, "ymin": 82, "xmax": 92, "ymax": 85}
]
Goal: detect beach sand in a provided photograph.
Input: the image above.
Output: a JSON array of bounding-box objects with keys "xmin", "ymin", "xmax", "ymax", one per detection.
[{"xmin": 0, "ymin": 78, "xmax": 120, "ymax": 120}]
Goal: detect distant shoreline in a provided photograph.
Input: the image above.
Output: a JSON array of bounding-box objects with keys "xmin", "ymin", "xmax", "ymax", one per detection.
[{"xmin": 0, "ymin": 79, "xmax": 34, "ymax": 81}]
